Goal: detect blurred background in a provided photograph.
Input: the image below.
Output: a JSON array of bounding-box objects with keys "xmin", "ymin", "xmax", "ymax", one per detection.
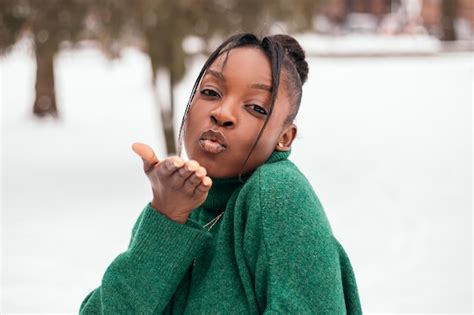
[{"xmin": 1, "ymin": 0, "xmax": 472, "ymax": 313}]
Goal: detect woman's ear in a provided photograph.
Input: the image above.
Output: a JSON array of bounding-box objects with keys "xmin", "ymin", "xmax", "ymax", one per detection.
[{"xmin": 275, "ymin": 123, "xmax": 297, "ymax": 151}]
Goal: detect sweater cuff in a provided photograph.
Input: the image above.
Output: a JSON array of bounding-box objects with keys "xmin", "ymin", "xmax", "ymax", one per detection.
[{"xmin": 128, "ymin": 202, "xmax": 211, "ymax": 268}]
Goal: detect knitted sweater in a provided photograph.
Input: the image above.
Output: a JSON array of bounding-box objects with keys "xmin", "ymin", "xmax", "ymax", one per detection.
[{"xmin": 79, "ymin": 150, "xmax": 362, "ymax": 314}]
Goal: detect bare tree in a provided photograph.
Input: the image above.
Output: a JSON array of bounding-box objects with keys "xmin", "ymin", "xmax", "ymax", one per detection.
[{"xmin": 0, "ymin": 0, "xmax": 89, "ymax": 119}]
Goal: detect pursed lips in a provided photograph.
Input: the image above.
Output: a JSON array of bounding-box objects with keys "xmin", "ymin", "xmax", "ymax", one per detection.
[{"xmin": 199, "ymin": 129, "xmax": 229, "ymax": 153}]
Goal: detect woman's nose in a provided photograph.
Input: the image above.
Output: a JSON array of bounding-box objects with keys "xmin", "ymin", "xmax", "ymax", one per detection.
[{"xmin": 210, "ymin": 102, "xmax": 236, "ymax": 127}]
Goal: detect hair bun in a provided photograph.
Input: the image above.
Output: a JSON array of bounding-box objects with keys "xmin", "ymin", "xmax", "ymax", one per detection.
[{"xmin": 271, "ymin": 34, "xmax": 308, "ymax": 84}]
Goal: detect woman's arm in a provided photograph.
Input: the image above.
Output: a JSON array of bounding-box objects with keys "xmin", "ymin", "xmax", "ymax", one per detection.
[
  {"xmin": 80, "ymin": 143, "xmax": 213, "ymax": 313},
  {"xmin": 79, "ymin": 202, "xmax": 211, "ymax": 314},
  {"xmin": 244, "ymin": 164, "xmax": 362, "ymax": 314}
]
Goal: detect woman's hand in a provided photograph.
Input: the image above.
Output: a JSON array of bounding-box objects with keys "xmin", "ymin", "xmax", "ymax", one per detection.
[{"xmin": 131, "ymin": 142, "xmax": 212, "ymax": 224}]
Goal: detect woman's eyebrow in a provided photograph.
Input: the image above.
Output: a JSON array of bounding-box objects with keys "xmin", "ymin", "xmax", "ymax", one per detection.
[
  {"xmin": 205, "ymin": 69, "xmax": 225, "ymax": 81},
  {"xmin": 205, "ymin": 69, "xmax": 271, "ymax": 92},
  {"xmin": 250, "ymin": 83, "xmax": 272, "ymax": 92}
]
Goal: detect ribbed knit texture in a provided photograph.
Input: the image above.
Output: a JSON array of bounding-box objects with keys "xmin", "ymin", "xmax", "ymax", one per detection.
[{"xmin": 80, "ymin": 149, "xmax": 362, "ymax": 314}]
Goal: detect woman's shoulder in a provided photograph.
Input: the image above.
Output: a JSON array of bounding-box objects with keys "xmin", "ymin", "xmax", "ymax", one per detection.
[
  {"xmin": 239, "ymin": 157, "xmax": 333, "ymax": 235},
  {"xmin": 244, "ymin": 157, "xmax": 319, "ymax": 205},
  {"xmin": 257, "ymin": 158, "xmax": 311, "ymax": 189}
]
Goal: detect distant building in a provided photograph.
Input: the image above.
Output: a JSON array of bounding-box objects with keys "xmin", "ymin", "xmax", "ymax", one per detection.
[
  {"xmin": 347, "ymin": 0, "xmax": 395, "ymax": 16},
  {"xmin": 315, "ymin": 0, "xmax": 473, "ymax": 40},
  {"xmin": 421, "ymin": 0, "xmax": 473, "ymax": 39}
]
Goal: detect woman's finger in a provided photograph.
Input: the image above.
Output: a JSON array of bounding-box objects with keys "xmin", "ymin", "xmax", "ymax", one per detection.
[
  {"xmin": 194, "ymin": 176, "xmax": 212, "ymax": 195},
  {"xmin": 168, "ymin": 160, "xmax": 199, "ymax": 189},
  {"xmin": 132, "ymin": 142, "xmax": 159, "ymax": 173},
  {"xmin": 178, "ymin": 160, "xmax": 200, "ymax": 178},
  {"xmin": 158, "ymin": 156, "xmax": 185, "ymax": 177},
  {"xmin": 183, "ymin": 166, "xmax": 206, "ymax": 195}
]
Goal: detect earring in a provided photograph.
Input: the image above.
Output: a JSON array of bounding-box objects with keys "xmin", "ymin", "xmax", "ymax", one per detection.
[{"xmin": 278, "ymin": 142, "xmax": 284, "ymax": 148}]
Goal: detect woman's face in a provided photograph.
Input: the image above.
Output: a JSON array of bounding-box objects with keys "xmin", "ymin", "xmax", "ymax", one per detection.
[{"xmin": 183, "ymin": 47, "xmax": 293, "ymax": 178}]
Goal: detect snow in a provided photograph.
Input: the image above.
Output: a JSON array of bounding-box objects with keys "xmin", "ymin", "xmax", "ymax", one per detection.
[
  {"xmin": 296, "ymin": 33, "xmax": 442, "ymax": 56},
  {"xmin": 1, "ymin": 39, "xmax": 473, "ymax": 313}
]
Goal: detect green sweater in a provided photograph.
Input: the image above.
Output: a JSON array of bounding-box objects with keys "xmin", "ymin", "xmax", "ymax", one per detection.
[{"xmin": 80, "ymin": 150, "xmax": 362, "ymax": 314}]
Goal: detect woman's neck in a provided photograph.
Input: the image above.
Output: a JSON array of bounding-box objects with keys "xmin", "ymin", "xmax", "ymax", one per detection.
[{"xmin": 200, "ymin": 149, "xmax": 291, "ymax": 212}]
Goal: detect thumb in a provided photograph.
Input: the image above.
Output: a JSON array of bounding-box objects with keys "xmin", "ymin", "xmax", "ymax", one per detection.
[{"xmin": 132, "ymin": 142, "xmax": 160, "ymax": 173}]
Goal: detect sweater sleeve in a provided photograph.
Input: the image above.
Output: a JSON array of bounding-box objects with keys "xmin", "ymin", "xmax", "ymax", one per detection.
[
  {"xmin": 246, "ymin": 165, "xmax": 362, "ymax": 314},
  {"xmin": 79, "ymin": 202, "xmax": 211, "ymax": 314}
]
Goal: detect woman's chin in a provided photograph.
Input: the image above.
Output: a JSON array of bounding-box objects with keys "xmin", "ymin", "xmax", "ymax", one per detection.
[
  {"xmin": 187, "ymin": 148, "xmax": 226, "ymax": 171},
  {"xmin": 193, "ymin": 158, "xmax": 237, "ymax": 179}
]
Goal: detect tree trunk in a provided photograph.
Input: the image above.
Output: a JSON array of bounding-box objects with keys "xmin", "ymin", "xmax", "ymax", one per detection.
[
  {"xmin": 441, "ymin": 0, "xmax": 457, "ymax": 41},
  {"xmin": 33, "ymin": 44, "xmax": 58, "ymax": 118},
  {"xmin": 161, "ymin": 107, "xmax": 177, "ymax": 155},
  {"xmin": 167, "ymin": 67, "xmax": 177, "ymax": 155},
  {"xmin": 152, "ymin": 67, "xmax": 177, "ymax": 156}
]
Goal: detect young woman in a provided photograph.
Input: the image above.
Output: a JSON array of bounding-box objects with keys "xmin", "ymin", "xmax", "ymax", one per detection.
[{"xmin": 80, "ymin": 33, "xmax": 362, "ymax": 314}]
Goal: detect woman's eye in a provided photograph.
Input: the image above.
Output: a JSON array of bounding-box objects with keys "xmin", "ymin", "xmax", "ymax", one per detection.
[
  {"xmin": 247, "ymin": 104, "xmax": 268, "ymax": 115},
  {"xmin": 200, "ymin": 89, "xmax": 220, "ymax": 98}
]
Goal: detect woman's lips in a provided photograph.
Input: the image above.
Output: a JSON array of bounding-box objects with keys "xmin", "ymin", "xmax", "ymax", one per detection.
[
  {"xmin": 199, "ymin": 139, "xmax": 227, "ymax": 153},
  {"xmin": 199, "ymin": 129, "xmax": 228, "ymax": 154}
]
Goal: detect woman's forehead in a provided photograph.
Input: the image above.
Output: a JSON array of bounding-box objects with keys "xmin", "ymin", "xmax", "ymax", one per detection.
[{"xmin": 205, "ymin": 47, "xmax": 273, "ymax": 84}]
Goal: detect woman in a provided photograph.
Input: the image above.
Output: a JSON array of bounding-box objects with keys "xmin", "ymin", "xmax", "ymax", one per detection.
[{"xmin": 80, "ymin": 33, "xmax": 362, "ymax": 314}]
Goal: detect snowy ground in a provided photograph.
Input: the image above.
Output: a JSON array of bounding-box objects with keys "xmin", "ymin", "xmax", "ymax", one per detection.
[{"xmin": 1, "ymin": 39, "xmax": 473, "ymax": 313}]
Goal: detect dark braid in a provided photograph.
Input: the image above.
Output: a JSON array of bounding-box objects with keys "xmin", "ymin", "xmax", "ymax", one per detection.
[
  {"xmin": 177, "ymin": 33, "xmax": 308, "ymax": 182},
  {"xmin": 268, "ymin": 34, "xmax": 308, "ymax": 126}
]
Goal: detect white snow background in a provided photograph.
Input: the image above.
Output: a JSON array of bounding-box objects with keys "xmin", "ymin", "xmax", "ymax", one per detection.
[{"xmin": 1, "ymin": 37, "xmax": 472, "ymax": 313}]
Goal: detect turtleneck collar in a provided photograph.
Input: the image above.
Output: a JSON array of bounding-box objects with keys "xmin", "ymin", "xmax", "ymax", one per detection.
[{"xmin": 201, "ymin": 149, "xmax": 291, "ymax": 211}]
